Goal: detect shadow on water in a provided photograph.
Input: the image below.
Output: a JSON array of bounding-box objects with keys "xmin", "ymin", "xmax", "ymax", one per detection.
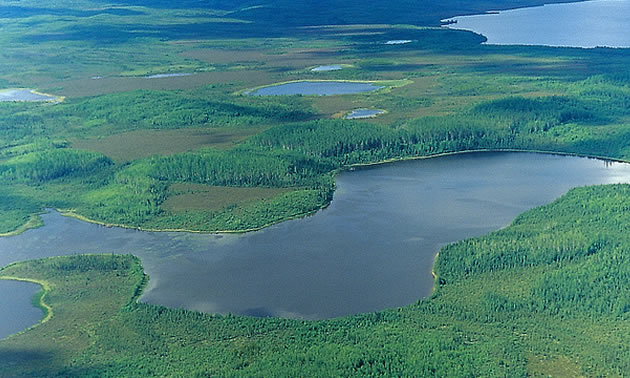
[
  {"xmin": 0, "ymin": 348, "xmax": 53, "ymax": 369},
  {"xmin": 241, "ymin": 307, "xmax": 275, "ymax": 318}
]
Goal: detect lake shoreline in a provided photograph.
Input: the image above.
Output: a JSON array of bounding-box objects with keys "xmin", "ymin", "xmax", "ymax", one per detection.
[
  {"xmin": 2, "ymin": 150, "xmax": 630, "ymax": 320},
  {"xmin": 0, "ymin": 274, "xmax": 51, "ymax": 338},
  {"xmin": 440, "ymin": 0, "xmax": 588, "ymax": 22},
  {"xmin": 442, "ymin": 0, "xmax": 630, "ymax": 48},
  {"xmin": 239, "ymin": 79, "xmax": 411, "ymax": 96},
  {"xmin": 0, "ymin": 215, "xmax": 44, "ymax": 238},
  {"xmin": 0, "ymin": 88, "xmax": 64, "ymax": 103},
  {"xmin": 5, "ymin": 147, "xmax": 629, "ymax": 238}
]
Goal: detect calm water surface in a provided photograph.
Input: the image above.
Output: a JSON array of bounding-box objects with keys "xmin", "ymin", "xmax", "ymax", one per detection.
[
  {"xmin": 443, "ymin": 0, "xmax": 630, "ymax": 47},
  {"xmin": 346, "ymin": 109, "xmax": 385, "ymax": 119},
  {"xmin": 0, "ymin": 89, "xmax": 57, "ymax": 102},
  {"xmin": 311, "ymin": 65, "xmax": 343, "ymax": 72},
  {"xmin": 1, "ymin": 152, "xmax": 630, "ymax": 321},
  {"xmin": 385, "ymin": 40, "xmax": 412, "ymax": 45},
  {"xmin": 0, "ymin": 280, "xmax": 43, "ymax": 339},
  {"xmin": 145, "ymin": 73, "xmax": 192, "ymax": 79},
  {"xmin": 248, "ymin": 81, "xmax": 383, "ymax": 96}
]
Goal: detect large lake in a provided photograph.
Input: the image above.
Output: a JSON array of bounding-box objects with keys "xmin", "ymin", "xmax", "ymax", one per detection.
[
  {"xmin": 443, "ymin": 0, "xmax": 630, "ymax": 48},
  {"xmin": 1, "ymin": 152, "xmax": 630, "ymax": 325}
]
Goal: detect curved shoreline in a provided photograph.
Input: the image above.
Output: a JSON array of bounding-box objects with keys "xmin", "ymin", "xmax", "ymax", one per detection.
[
  {"xmin": 0, "ymin": 88, "xmax": 64, "ymax": 103},
  {"xmin": 439, "ymin": 0, "xmax": 590, "ymax": 25},
  {"xmin": 6, "ymin": 147, "xmax": 630, "ymax": 237},
  {"xmin": 237, "ymin": 78, "xmax": 412, "ymax": 96},
  {"xmin": 0, "ymin": 275, "xmax": 52, "ymax": 337},
  {"xmin": 48, "ymin": 148, "xmax": 630, "ymax": 314},
  {"xmin": 0, "ymin": 148, "xmax": 628, "ymax": 321},
  {"xmin": 0, "ymin": 215, "xmax": 44, "ymax": 238},
  {"xmin": 57, "ymin": 205, "xmax": 327, "ymax": 235}
]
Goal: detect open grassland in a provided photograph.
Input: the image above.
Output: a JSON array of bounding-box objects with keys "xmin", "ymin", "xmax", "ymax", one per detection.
[
  {"xmin": 3, "ymin": 185, "xmax": 630, "ymax": 376},
  {"xmin": 162, "ymin": 183, "xmax": 290, "ymax": 213},
  {"xmin": 70, "ymin": 126, "xmax": 267, "ymax": 163}
]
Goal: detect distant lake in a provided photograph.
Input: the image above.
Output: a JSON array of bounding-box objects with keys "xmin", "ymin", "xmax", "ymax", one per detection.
[
  {"xmin": 443, "ymin": 0, "xmax": 630, "ymax": 48},
  {"xmin": 0, "ymin": 89, "xmax": 57, "ymax": 102},
  {"xmin": 311, "ymin": 65, "xmax": 343, "ymax": 72},
  {"xmin": 385, "ymin": 40, "xmax": 412, "ymax": 45},
  {"xmin": 145, "ymin": 73, "xmax": 192, "ymax": 79},
  {"xmin": 1, "ymin": 152, "xmax": 629, "ymax": 321},
  {"xmin": 345, "ymin": 109, "xmax": 385, "ymax": 119},
  {"xmin": 0, "ymin": 280, "xmax": 42, "ymax": 339},
  {"xmin": 247, "ymin": 81, "xmax": 383, "ymax": 96}
]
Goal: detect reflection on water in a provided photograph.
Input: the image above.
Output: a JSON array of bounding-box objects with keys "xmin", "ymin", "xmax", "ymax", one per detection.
[
  {"xmin": 1, "ymin": 152, "xmax": 630, "ymax": 319},
  {"xmin": 443, "ymin": 0, "xmax": 630, "ymax": 48}
]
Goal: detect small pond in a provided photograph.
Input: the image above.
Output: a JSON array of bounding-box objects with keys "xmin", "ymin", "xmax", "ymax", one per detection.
[
  {"xmin": 311, "ymin": 65, "xmax": 343, "ymax": 72},
  {"xmin": 442, "ymin": 0, "xmax": 630, "ymax": 48},
  {"xmin": 0, "ymin": 89, "xmax": 57, "ymax": 102},
  {"xmin": 385, "ymin": 40, "xmax": 412, "ymax": 45},
  {"xmin": 0, "ymin": 280, "xmax": 43, "ymax": 339},
  {"xmin": 145, "ymin": 73, "xmax": 193, "ymax": 79},
  {"xmin": 345, "ymin": 109, "xmax": 385, "ymax": 119},
  {"xmin": 1, "ymin": 152, "xmax": 629, "ymax": 320},
  {"xmin": 247, "ymin": 81, "xmax": 384, "ymax": 96}
]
